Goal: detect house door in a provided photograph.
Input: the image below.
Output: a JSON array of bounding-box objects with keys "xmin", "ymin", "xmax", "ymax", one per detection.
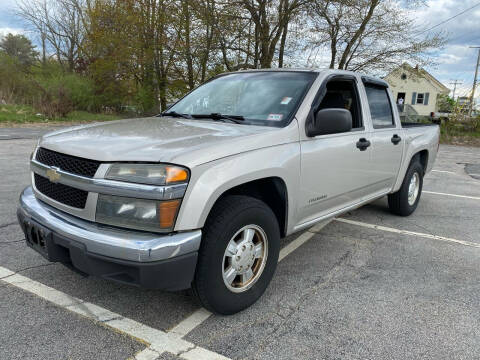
[{"xmin": 396, "ymin": 92, "xmax": 406, "ymax": 112}]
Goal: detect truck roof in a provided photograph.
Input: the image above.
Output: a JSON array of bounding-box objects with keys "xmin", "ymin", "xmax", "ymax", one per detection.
[{"xmin": 233, "ymin": 68, "xmax": 389, "ymax": 87}]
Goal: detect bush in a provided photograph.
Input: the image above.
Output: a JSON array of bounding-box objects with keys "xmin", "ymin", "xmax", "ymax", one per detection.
[
  {"xmin": 61, "ymin": 73, "xmax": 97, "ymax": 112},
  {"xmin": 24, "ymin": 62, "xmax": 99, "ymax": 118},
  {"xmin": 35, "ymin": 85, "xmax": 73, "ymax": 119},
  {"xmin": 0, "ymin": 53, "xmax": 37, "ymax": 104}
]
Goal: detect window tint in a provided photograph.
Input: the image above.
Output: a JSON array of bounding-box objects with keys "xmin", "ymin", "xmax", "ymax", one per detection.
[{"xmin": 365, "ymin": 85, "xmax": 394, "ymax": 128}]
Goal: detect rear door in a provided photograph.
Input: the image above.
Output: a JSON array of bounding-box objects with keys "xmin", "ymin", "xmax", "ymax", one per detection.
[
  {"xmin": 297, "ymin": 75, "xmax": 376, "ymax": 228},
  {"xmin": 361, "ymin": 79, "xmax": 404, "ymax": 194}
]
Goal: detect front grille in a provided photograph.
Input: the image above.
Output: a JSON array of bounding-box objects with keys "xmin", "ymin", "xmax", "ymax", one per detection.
[
  {"xmin": 35, "ymin": 148, "xmax": 100, "ymax": 178},
  {"xmin": 34, "ymin": 174, "xmax": 88, "ymax": 208}
]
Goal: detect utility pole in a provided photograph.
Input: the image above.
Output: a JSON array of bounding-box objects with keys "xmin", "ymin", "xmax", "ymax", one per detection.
[
  {"xmin": 450, "ymin": 80, "xmax": 462, "ymax": 100},
  {"xmin": 469, "ymin": 46, "xmax": 480, "ymax": 118}
]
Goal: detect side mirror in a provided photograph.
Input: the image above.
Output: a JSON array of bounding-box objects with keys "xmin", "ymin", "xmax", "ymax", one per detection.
[{"xmin": 307, "ymin": 108, "xmax": 352, "ymax": 137}]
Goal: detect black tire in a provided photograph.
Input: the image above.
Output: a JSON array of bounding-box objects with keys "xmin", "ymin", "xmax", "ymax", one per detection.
[
  {"xmin": 192, "ymin": 195, "xmax": 280, "ymax": 315},
  {"xmin": 388, "ymin": 160, "xmax": 424, "ymax": 216}
]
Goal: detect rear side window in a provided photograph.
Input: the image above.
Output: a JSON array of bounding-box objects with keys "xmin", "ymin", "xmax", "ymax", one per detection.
[{"xmin": 365, "ymin": 85, "xmax": 394, "ymax": 128}]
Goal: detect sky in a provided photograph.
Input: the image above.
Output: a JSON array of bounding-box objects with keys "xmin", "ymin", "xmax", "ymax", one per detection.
[
  {"xmin": 413, "ymin": 0, "xmax": 480, "ymax": 101},
  {"xmin": 0, "ymin": 0, "xmax": 479, "ymax": 102}
]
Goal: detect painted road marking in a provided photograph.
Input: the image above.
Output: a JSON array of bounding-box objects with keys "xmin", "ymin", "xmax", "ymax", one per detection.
[
  {"xmin": 169, "ymin": 308, "xmax": 212, "ymax": 337},
  {"xmin": 166, "ymin": 219, "xmax": 332, "ymax": 356},
  {"xmin": 335, "ymin": 218, "xmax": 480, "ymax": 248},
  {"xmin": 0, "ymin": 267, "xmax": 230, "ymax": 360},
  {"xmin": 0, "ymin": 220, "xmax": 333, "ymax": 360},
  {"xmin": 135, "ymin": 347, "xmax": 160, "ymax": 360},
  {"xmin": 423, "ymin": 190, "xmax": 480, "ymax": 201},
  {"xmin": 278, "ymin": 220, "xmax": 330, "ymax": 261},
  {"xmin": 431, "ymin": 169, "xmax": 457, "ymax": 175}
]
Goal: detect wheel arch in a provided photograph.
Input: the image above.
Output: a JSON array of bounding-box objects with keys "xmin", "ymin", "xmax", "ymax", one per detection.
[
  {"xmin": 392, "ymin": 148, "xmax": 429, "ymax": 193},
  {"xmin": 173, "ymin": 143, "xmax": 300, "ymax": 235},
  {"xmin": 416, "ymin": 149, "xmax": 429, "ymax": 175},
  {"xmin": 208, "ymin": 177, "xmax": 289, "ymax": 237}
]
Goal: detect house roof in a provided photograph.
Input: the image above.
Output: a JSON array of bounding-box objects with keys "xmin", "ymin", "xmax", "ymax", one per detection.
[{"xmin": 385, "ymin": 63, "xmax": 450, "ymax": 94}]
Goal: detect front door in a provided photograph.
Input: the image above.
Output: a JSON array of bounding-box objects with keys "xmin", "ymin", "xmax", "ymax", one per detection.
[{"xmin": 296, "ymin": 76, "xmax": 375, "ymax": 229}]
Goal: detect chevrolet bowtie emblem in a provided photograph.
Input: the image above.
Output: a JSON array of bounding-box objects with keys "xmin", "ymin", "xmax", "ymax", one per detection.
[{"xmin": 46, "ymin": 167, "xmax": 61, "ymax": 183}]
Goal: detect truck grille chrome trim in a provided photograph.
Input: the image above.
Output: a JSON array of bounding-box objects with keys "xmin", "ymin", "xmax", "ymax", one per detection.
[
  {"xmin": 35, "ymin": 147, "xmax": 100, "ymax": 178},
  {"xmin": 34, "ymin": 174, "xmax": 88, "ymax": 209},
  {"xmin": 18, "ymin": 186, "xmax": 201, "ymax": 262},
  {"xmin": 30, "ymin": 160, "xmax": 187, "ymax": 200}
]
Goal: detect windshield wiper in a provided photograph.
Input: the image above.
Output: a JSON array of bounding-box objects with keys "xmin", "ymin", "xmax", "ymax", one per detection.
[
  {"xmin": 191, "ymin": 113, "xmax": 245, "ymax": 124},
  {"xmin": 160, "ymin": 111, "xmax": 192, "ymax": 119}
]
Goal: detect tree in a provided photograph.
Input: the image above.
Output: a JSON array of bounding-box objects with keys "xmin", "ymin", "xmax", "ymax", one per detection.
[
  {"xmin": 235, "ymin": 0, "xmax": 306, "ymax": 68},
  {"xmin": 306, "ymin": 0, "xmax": 445, "ymax": 72},
  {"xmin": 0, "ymin": 33, "xmax": 39, "ymax": 67},
  {"xmin": 16, "ymin": 0, "xmax": 86, "ymax": 71},
  {"xmin": 437, "ymin": 94, "xmax": 455, "ymax": 113}
]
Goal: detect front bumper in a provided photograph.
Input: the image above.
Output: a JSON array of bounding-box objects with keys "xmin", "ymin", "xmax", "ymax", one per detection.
[{"xmin": 17, "ymin": 186, "xmax": 201, "ymax": 290}]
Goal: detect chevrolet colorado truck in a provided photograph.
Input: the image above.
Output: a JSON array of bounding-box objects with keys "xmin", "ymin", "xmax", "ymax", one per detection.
[{"xmin": 17, "ymin": 69, "xmax": 439, "ymax": 314}]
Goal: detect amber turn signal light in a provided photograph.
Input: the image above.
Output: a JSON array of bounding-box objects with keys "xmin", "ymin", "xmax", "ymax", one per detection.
[
  {"xmin": 166, "ymin": 167, "xmax": 188, "ymax": 184},
  {"xmin": 157, "ymin": 199, "xmax": 181, "ymax": 228}
]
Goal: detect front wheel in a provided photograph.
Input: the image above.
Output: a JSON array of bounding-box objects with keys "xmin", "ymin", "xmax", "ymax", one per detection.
[
  {"xmin": 388, "ymin": 160, "xmax": 424, "ymax": 216},
  {"xmin": 192, "ymin": 195, "xmax": 280, "ymax": 315}
]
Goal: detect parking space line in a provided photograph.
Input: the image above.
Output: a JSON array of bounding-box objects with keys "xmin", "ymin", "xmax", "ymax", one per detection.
[
  {"xmin": 135, "ymin": 347, "xmax": 161, "ymax": 360},
  {"xmin": 278, "ymin": 220, "xmax": 329, "ymax": 261},
  {"xmin": 169, "ymin": 308, "xmax": 212, "ymax": 337},
  {"xmin": 169, "ymin": 220, "xmax": 332, "ymax": 345},
  {"xmin": 335, "ymin": 218, "xmax": 480, "ymax": 248},
  {"xmin": 431, "ymin": 169, "xmax": 457, "ymax": 175},
  {"xmin": 423, "ymin": 190, "xmax": 480, "ymax": 200},
  {"xmin": 0, "ymin": 220, "xmax": 333, "ymax": 360},
  {"xmin": 0, "ymin": 266, "xmax": 231, "ymax": 360}
]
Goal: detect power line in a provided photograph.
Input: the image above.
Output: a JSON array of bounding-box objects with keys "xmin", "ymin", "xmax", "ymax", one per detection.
[{"xmin": 416, "ymin": 1, "xmax": 480, "ymax": 35}]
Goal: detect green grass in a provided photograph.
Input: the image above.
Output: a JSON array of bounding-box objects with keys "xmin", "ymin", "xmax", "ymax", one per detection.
[
  {"xmin": 0, "ymin": 104, "xmax": 122, "ymax": 125},
  {"xmin": 440, "ymin": 120, "xmax": 480, "ymax": 146}
]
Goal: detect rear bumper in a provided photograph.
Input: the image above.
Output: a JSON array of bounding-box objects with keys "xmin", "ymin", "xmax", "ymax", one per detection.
[{"xmin": 17, "ymin": 186, "xmax": 201, "ymax": 290}]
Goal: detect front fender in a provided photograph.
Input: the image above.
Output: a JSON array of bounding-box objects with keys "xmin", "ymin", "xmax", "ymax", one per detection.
[{"xmin": 174, "ymin": 143, "xmax": 301, "ymax": 232}]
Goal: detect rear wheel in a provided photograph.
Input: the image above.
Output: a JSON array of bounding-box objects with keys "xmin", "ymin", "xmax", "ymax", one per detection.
[
  {"xmin": 193, "ymin": 195, "xmax": 280, "ymax": 315},
  {"xmin": 388, "ymin": 160, "xmax": 424, "ymax": 216}
]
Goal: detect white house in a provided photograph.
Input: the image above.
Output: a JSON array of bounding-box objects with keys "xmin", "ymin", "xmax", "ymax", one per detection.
[{"xmin": 384, "ymin": 63, "xmax": 450, "ymax": 116}]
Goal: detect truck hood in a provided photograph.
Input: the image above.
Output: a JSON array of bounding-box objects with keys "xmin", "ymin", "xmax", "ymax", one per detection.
[{"xmin": 39, "ymin": 117, "xmax": 299, "ymax": 167}]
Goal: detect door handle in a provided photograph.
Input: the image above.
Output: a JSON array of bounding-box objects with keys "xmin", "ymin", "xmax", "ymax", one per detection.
[
  {"xmin": 356, "ymin": 138, "xmax": 371, "ymax": 151},
  {"xmin": 391, "ymin": 134, "xmax": 401, "ymax": 145}
]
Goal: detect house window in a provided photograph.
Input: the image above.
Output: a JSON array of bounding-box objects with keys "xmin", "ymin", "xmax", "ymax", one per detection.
[
  {"xmin": 416, "ymin": 93, "xmax": 424, "ymax": 104},
  {"xmin": 411, "ymin": 92, "xmax": 429, "ymax": 105}
]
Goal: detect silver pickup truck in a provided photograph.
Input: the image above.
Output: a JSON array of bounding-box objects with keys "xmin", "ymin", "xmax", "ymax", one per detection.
[{"xmin": 17, "ymin": 69, "xmax": 439, "ymax": 314}]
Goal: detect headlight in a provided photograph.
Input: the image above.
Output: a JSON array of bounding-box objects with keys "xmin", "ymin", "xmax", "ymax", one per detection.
[
  {"xmin": 106, "ymin": 164, "xmax": 189, "ymax": 186},
  {"xmin": 96, "ymin": 194, "xmax": 181, "ymax": 232}
]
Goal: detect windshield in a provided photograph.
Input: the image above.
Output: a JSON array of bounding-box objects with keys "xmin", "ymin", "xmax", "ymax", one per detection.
[{"xmin": 167, "ymin": 71, "xmax": 317, "ymax": 127}]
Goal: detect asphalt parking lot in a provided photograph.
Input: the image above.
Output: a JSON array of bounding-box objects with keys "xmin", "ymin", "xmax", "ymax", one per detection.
[{"xmin": 1, "ymin": 127, "xmax": 479, "ymax": 360}]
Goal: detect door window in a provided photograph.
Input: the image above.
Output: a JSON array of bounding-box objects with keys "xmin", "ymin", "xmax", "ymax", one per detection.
[
  {"xmin": 364, "ymin": 85, "xmax": 394, "ymax": 128},
  {"xmin": 318, "ymin": 79, "xmax": 363, "ymax": 129}
]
